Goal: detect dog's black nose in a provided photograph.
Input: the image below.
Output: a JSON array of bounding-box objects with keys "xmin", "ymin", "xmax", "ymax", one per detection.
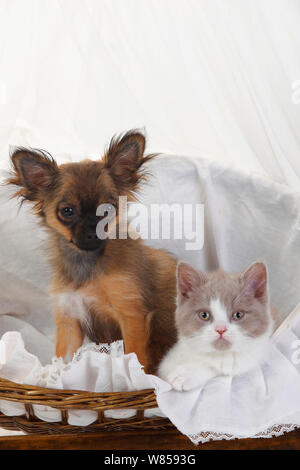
[
  {"xmin": 75, "ymin": 232, "xmax": 105, "ymax": 252},
  {"xmin": 86, "ymin": 232, "xmax": 98, "ymax": 241}
]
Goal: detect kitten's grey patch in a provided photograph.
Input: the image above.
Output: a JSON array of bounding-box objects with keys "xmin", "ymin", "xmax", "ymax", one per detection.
[{"xmin": 158, "ymin": 262, "xmax": 278, "ymax": 392}]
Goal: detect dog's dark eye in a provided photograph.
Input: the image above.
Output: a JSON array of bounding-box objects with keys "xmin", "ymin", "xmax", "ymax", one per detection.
[
  {"xmin": 106, "ymin": 203, "xmax": 115, "ymax": 212},
  {"xmin": 60, "ymin": 207, "xmax": 74, "ymax": 218},
  {"xmin": 104, "ymin": 203, "xmax": 116, "ymax": 217}
]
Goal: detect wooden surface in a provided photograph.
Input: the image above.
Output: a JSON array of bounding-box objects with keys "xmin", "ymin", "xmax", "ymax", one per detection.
[{"xmin": 0, "ymin": 428, "xmax": 299, "ymax": 450}]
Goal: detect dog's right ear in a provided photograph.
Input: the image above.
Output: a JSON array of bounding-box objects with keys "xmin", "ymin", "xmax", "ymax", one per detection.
[
  {"xmin": 103, "ymin": 130, "xmax": 154, "ymax": 197},
  {"xmin": 8, "ymin": 148, "xmax": 58, "ymax": 202}
]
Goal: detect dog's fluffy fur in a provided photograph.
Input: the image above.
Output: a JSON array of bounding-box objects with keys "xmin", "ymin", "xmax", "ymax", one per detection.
[{"xmin": 8, "ymin": 130, "xmax": 177, "ymax": 373}]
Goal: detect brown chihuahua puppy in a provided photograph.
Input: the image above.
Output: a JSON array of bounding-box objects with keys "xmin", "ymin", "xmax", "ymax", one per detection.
[{"xmin": 8, "ymin": 131, "xmax": 177, "ymax": 373}]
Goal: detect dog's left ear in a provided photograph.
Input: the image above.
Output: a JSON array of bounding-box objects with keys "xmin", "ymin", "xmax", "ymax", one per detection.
[{"xmin": 104, "ymin": 130, "xmax": 152, "ymax": 192}]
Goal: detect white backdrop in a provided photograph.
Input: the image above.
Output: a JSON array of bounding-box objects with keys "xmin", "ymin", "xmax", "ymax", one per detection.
[
  {"xmin": 0, "ymin": 0, "xmax": 300, "ymax": 438},
  {"xmin": 0, "ymin": 0, "xmax": 300, "ymax": 189}
]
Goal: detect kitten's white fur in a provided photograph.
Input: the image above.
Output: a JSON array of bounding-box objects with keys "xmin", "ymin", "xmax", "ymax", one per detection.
[{"xmin": 158, "ymin": 296, "xmax": 273, "ymax": 391}]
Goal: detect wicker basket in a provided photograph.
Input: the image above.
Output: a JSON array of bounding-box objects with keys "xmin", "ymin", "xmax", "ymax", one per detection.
[{"xmin": 0, "ymin": 377, "xmax": 173, "ymax": 434}]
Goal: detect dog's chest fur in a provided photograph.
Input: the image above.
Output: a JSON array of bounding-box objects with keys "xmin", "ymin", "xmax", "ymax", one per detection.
[
  {"xmin": 51, "ymin": 235, "xmax": 177, "ymax": 371},
  {"xmin": 55, "ymin": 271, "xmax": 147, "ymax": 343}
]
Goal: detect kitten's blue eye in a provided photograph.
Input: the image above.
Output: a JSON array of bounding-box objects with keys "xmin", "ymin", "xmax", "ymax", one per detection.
[
  {"xmin": 232, "ymin": 311, "xmax": 245, "ymax": 321},
  {"xmin": 198, "ymin": 311, "xmax": 210, "ymax": 321}
]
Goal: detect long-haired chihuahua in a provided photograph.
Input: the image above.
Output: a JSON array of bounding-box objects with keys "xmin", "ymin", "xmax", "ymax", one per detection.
[{"xmin": 7, "ymin": 130, "xmax": 177, "ymax": 373}]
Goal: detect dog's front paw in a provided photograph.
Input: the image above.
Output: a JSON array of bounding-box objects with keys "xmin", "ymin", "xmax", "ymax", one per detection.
[{"xmin": 167, "ymin": 366, "xmax": 203, "ymax": 392}]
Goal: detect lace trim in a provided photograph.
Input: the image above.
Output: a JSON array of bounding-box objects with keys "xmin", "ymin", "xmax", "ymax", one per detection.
[
  {"xmin": 188, "ymin": 423, "xmax": 300, "ymax": 445},
  {"xmin": 35, "ymin": 341, "xmax": 125, "ymax": 387},
  {"xmin": 53, "ymin": 340, "xmax": 124, "ymax": 370},
  {"xmin": 69, "ymin": 340, "xmax": 124, "ymax": 365}
]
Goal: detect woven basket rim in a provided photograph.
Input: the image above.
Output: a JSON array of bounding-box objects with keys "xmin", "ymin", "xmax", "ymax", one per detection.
[{"xmin": 0, "ymin": 377, "xmax": 157, "ymax": 410}]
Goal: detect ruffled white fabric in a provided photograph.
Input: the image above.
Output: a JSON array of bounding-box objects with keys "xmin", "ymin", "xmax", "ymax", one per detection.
[
  {"xmin": 0, "ymin": 154, "xmax": 300, "ymax": 443},
  {"xmin": 0, "ymin": 332, "xmax": 168, "ymax": 424},
  {"xmin": 0, "ymin": 303, "xmax": 300, "ymax": 444}
]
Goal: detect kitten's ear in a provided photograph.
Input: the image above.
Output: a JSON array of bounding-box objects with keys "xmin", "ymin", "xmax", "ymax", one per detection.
[
  {"xmin": 177, "ymin": 262, "xmax": 207, "ymax": 300},
  {"xmin": 8, "ymin": 148, "xmax": 58, "ymax": 201},
  {"xmin": 104, "ymin": 130, "xmax": 152, "ymax": 192},
  {"xmin": 241, "ymin": 262, "xmax": 268, "ymax": 300}
]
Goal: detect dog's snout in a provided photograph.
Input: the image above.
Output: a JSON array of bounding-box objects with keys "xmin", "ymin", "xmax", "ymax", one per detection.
[
  {"xmin": 84, "ymin": 216, "xmax": 99, "ymax": 242},
  {"xmin": 86, "ymin": 215, "xmax": 100, "ymax": 228},
  {"xmin": 86, "ymin": 232, "xmax": 98, "ymax": 241},
  {"xmin": 70, "ymin": 213, "xmax": 105, "ymax": 251},
  {"xmin": 74, "ymin": 229, "xmax": 104, "ymax": 251}
]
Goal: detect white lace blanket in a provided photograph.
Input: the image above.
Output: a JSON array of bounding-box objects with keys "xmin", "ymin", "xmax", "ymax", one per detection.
[{"xmin": 0, "ymin": 302, "xmax": 300, "ymax": 444}]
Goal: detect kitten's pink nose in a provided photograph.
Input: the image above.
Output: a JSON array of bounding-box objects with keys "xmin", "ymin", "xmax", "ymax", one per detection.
[{"xmin": 215, "ymin": 325, "xmax": 227, "ymax": 336}]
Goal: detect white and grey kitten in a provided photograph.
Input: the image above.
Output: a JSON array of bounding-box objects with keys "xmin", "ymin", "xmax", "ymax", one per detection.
[{"xmin": 158, "ymin": 261, "xmax": 277, "ymax": 391}]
